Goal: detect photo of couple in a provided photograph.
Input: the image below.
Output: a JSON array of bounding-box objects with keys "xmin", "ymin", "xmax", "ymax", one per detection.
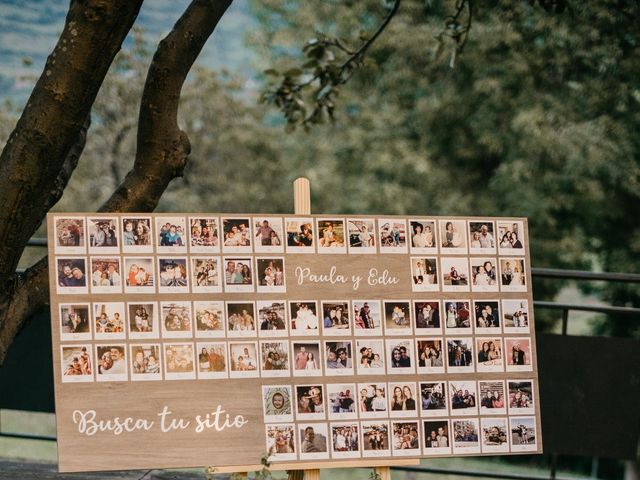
[
  {"xmin": 89, "ymin": 218, "xmax": 118, "ymax": 249},
  {"xmin": 254, "ymin": 218, "xmax": 283, "ymax": 249},
  {"xmin": 57, "ymin": 258, "xmax": 87, "ymax": 288},
  {"xmin": 122, "ymin": 218, "xmax": 151, "ymax": 248},
  {"xmin": 130, "ymin": 344, "xmax": 161, "ymax": 378},
  {"xmin": 55, "ymin": 217, "xmax": 84, "ymax": 250}
]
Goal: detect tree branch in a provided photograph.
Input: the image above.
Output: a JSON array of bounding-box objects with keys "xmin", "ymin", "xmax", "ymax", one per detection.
[
  {"xmin": 0, "ymin": 0, "xmax": 144, "ymax": 283},
  {"xmin": 100, "ymin": 0, "xmax": 234, "ymax": 213},
  {"xmin": 0, "ymin": 256, "xmax": 48, "ymax": 365},
  {"xmin": 0, "ymin": 114, "xmax": 90, "ymax": 365}
]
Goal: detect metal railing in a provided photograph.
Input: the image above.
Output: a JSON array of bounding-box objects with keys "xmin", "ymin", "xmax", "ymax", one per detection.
[{"xmin": 4, "ymin": 240, "xmax": 639, "ymax": 479}]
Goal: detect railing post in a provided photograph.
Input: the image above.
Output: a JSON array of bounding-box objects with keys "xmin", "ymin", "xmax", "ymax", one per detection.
[{"xmin": 561, "ymin": 309, "xmax": 569, "ymax": 336}]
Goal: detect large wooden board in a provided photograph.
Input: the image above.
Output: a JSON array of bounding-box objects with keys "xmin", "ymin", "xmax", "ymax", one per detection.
[{"xmin": 48, "ymin": 213, "xmax": 542, "ymax": 472}]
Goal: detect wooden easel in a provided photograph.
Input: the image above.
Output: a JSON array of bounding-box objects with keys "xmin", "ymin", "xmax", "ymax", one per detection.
[{"xmin": 210, "ymin": 178, "xmax": 420, "ymax": 479}]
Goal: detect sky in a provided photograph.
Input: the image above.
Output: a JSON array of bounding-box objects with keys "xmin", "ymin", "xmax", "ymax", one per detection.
[{"xmin": 0, "ymin": 0, "xmax": 255, "ymax": 102}]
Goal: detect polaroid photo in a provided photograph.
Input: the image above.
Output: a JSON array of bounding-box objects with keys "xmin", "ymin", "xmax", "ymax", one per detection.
[
  {"xmin": 346, "ymin": 218, "xmax": 376, "ymax": 254},
  {"xmin": 54, "ymin": 216, "xmax": 86, "ymax": 254},
  {"xmin": 383, "ymin": 300, "xmax": 412, "ymax": 336},
  {"xmin": 121, "ymin": 217, "xmax": 153, "ymax": 253},
  {"xmin": 196, "ymin": 342, "xmax": 228, "ymax": 379},
  {"xmin": 89, "ymin": 257, "xmax": 122, "ymax": 294},
  {"xmin": 409, "ymin": 219, "xmax": 438, "ymax": 254},
  {"xmin": 194, "ymin": 301, "xmax": 225, "ymax": 338},
  {"xmin": 446, "ymin": 337, "xmax": 474, "ymax": 373},
  {"xmin": 389, "ymin": 382, "xmax": 418, "ymax": 418},
  {"xmin": 221, "ymin": 217, "xmax": 252, "ymax": 253},
  {"xmin": 321, "ymin": 300, "xmax": 351, "ymax": 336},
  {"xmin": 438, "ymin": 219, "xmax": 468, "ymax": 254},
  {"xmin": 298, "ymin": 423, "xmax": 330, "ymax": 460},
  {"xmin": 316, "ymin": 218, "xmax": 347, "ymax": 253},
  {"xmin": 497, "ymin": 220, "xmax": 525, "ymax": 254},
  {"xmin": 469, "ymin": 220, "xmax": 497, "ymax": 254},
  {"xmin": 391, "ymin": 421, "xmax": 421, "ymax": 456},
  {"xmin": 123, "ymin": 257, "xmax": 155, "ymax": 293},
  {"xmin": 222, "ymin": 257, "xmax": 254, "ymax": 293},
  {"xmin": 157, "ymin": 257, "xmax": 189, "ymax": 293},
  {"xmin": 502, "ymin": 299, "xmax": 530, "ymax": 334},
  {"xmin": 327, "ymin": 383, "xmax": 358, "ymax": 420},
  {"xmin": 295, "ymin": 385, "xmax": 326, "ymax": 420},
  {"xmin": 416, "ymin": 338, "xmax": 445, "ymax": 374},
  {"xmin": 324, "ymin": 340, "xmax": 354, "ymax": 376},
  {"xmin": 507, "ymin": 380, "xmax": 535, "ymax": 415},
  {"xmin": 378, "ymin": 218, "xmax": 408, "ymax": 254},
  {"xmin": 188, "ymin": 217, "xmax": 220, "ymax": 253},
  {"xmin": 263, "ymin": 385, "xmax": 294, "ymax": 423},
  {"xmin": 156, "ymin": 216, "xmax": 187, "ymax": 253},
  {"xmin": 285, "ymin": 217, "xmax": 315, "ymax": 253},
  {"xmin": 358, "ymin": 383, "xmax": 388, "ymax": 419},
  {"xmin": 386, "ymin": 339, "xmax": 415, "ymax": 374},
  {"xmin": 481, "ymin": 417, "xmax": 510, "ymax": 453},
  {"xmin": 423, "ymin": 420, "xmax": 451, "ymax": 455},
  {"xmin": 289, "ymin": 301, "xmax": 320, "ymax": 336},
  {"xmin": 410, "ymin": 257, "xmax": 439, "ymax": 292},
  {"xmin": 260, "ymin": 340, "xmax": 290, "ymax": 377},
  {"xmin": 505, "ymin": 337, "xmax": 534, "ymax": 372},
  {"xmin": 160, "ymin": 301, "xmax": 193, "ymax": 338},
  {"xmin": 253, "ymin": 217, "xmax": 284, "ymax": 253},
  {"xmin": 127, "ymin": 302, "xmax": 159, "ymax": 340},
  {"xmin": 226, "ymin": 301, "xmax": 257, "ymax": 338},
  {"xmin": 266, "ymin": 424, "xmax": 297, "ymax": 461},
  {"xmin": 95, "ymin": 344, "xmax": 128, "ymax": 382},
  {"xmin": 420, "ymin": 381, "xmax": 448, "ymax": 418},
  {"xmin": 255, "ymin": 257, "xmax": 286, "ymax": 293},
  {"xmin": 479, "ymin": 380, "xmax": 507, "ymax": 416},
  {"xmin": 292, "ymin": 341, "xmax": 322, "ymax": 377},
  {"xmin": 414, "ymin": 300, "xmax": 442, "ymax": 333},
  {"xmin": 476, "ymin": 337, "xmax": 504, "ymax": 372},
  {"xmin": 500, "ymin": 257, "xmax": 528, "ymax": 292},
  {"xmin": 356, "ymin": 339, "xmax": 386, "ymax": 376},
  {"xmin": 164, "ymin": 343, "xmax": 196, "ymax": 380},
  {"xmin": 470, "ymin": 258, "xmax": 499, "ymax": 292},
  {"xmin": 451, "ymin": 418, "xmax": 481, "ymax": 454},
  {"xmin": 257, "ymin": 301, "xmax": 288, "ymax": 337},
  {"xmin": 352, "ymin": 300, "xmax": 382, "ymax": 336},
  {"xmin": 93, "ymin": 302, "xmax": 126, "ymax": 340},
  {"xmin": 443, "ymin": 300, "xmax": 473, "ymax": 335},
  {"xmin": 440, "ymin": 257, "xmax": 470, "ymax": 292},
  {"xmin": 60, "ymin": 344, "xmax": 93, "ymax": 383},
  {"xmin": 191, "ymin": 257, "xmax": 222, "ymax": 293},
  {"xmin": 56, "ymin": 257, "xmax": 88, "ymax": 294},
  {"xmin": 59, "ymin": 303, "xmax": 91, "ymax": 341},
  {"xmin": 330, "ymin": 423, "xmax": 360, "ymax": 458},
  {"xmin": 130, "ymin": 344, "xmax": 162, "ymax": 381},
  {"xmin": 87, "ymin": 217, "xmax": 119, "ymax": 254},
  {"xmin": 361, "ymin": 422, "xmax": 391, "ymax": 457},
  {"xmin": 509, "ymin": 416, "xmax": 538, "ymax": 452},
  {"xmin": 449, "ymin": 380, "xmax": 479, "ymax": 416},
  {"xmin": 473, "ymin": 300, "xmax": 501, "ymax": 334},
  {"xmin": 228, "ymin": 341, "xmax": 260, "ymax": 378}
]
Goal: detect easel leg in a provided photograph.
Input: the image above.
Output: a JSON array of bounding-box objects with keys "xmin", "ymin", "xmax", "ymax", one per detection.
[
  {"xmin": 289, "ymin": 177, "xmax": 313, "ymax": 480},
  {"xmin": 376, "ymin": 466, "xmax": 391, "ymax": 480}
]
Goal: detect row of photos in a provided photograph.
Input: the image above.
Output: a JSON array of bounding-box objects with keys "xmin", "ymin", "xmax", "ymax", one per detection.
[
  {"xmin": 54, "ymin": 254, "xmax": 530, "ymax": 295},
  {"xmin": 53, "ymin": 215, "xmax": 526, "ymax": 255},
  {"xmin": 60, "ymin": 335, "xmax": 534, "ymax": 383},
  {"xmin": 58, "ymin": 298, "xmax": 532, "ymax": 341},
  {"xmin": 263, "ymin": 415, "xmax": 538, "ymax": 461}
]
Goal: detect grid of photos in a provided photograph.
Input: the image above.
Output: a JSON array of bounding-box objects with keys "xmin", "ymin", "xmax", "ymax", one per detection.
[{"xmin": 52, "ymin": 214, "xmax": 539, "ymax": 462}]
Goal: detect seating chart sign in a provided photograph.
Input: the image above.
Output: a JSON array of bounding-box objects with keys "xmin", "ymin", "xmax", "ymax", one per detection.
[{"xmin": 48, "ymin": 213, "xmax": 542, "ymax": 472}]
